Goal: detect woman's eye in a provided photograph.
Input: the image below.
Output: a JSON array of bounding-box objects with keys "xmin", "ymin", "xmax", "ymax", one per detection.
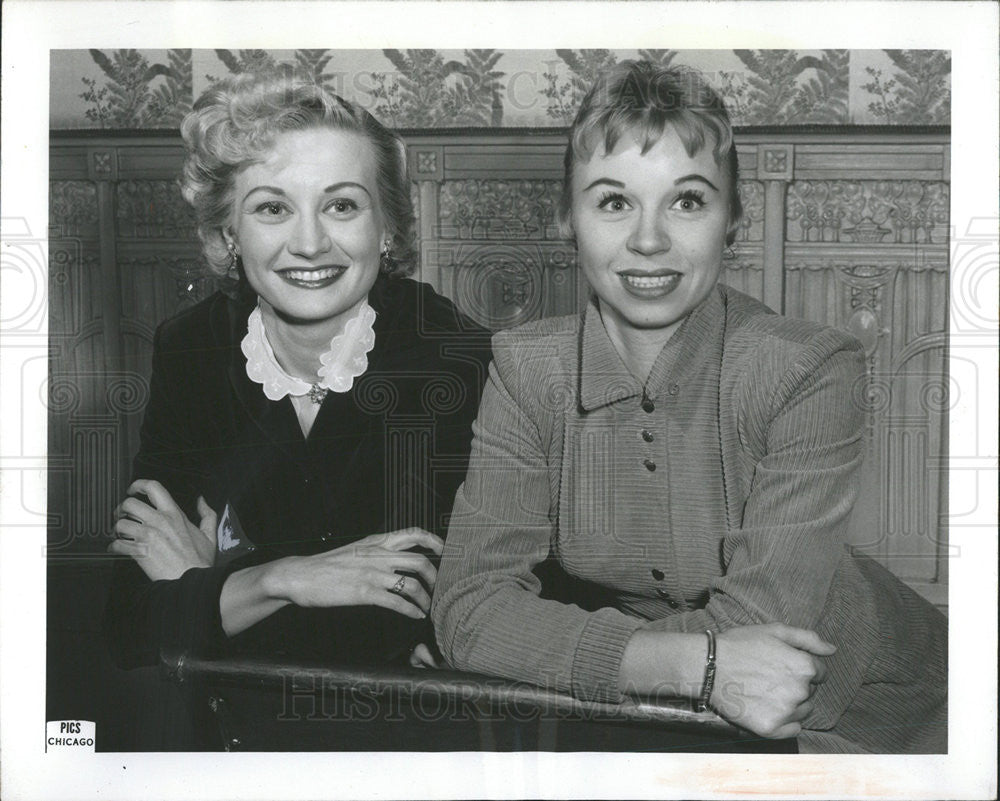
[
  {"xmin": 673, "ymin": 191, "xmax": 706, "ymax": 211},
  {"xmin": 597, "ymin": 193, "xmax": 630, "ymax": 213},
  {"xmin": 327, "ymin": 198, "xmax": 359, "ymax": 214},
  {"xmin": 255, "ymin": 201, "xmax": 288, "ymax": 217}
]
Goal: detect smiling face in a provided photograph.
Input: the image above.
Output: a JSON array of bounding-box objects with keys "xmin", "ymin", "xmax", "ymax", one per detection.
[
  {"xmin": 570, "ymin": 125, "xmax": 731, "ymax": 349},
  {"xmin": 228, "ymin": 127, "xmax": 386, "ymax": 330}
]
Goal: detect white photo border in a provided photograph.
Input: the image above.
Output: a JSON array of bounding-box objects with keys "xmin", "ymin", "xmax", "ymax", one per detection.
[{"xmin": 2, "ymin": 1, "xmax": 997, "ymax": 799}]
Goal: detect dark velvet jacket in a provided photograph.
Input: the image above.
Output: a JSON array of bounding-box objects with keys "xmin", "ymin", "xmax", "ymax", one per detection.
[{"xmin": 105, "ymin": 275, "xmax": 491, "ymax": 670}]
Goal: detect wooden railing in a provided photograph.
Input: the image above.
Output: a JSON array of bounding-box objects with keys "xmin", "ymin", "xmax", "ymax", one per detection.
[{"xmin": 159, "ymin": 649, "xmax": 795, "ymax": 753}]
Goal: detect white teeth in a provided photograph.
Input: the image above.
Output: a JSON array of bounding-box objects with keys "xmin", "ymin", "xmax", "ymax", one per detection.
[
  {"xmin": 284, "ymin": 268, "xmax": 341, "ymax": 281},
  {"xmin": 622, "ymin": 274, "xmax": 677, "ymax": 288}
]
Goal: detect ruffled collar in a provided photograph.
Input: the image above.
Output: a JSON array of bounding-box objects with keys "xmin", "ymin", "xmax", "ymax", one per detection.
[{"xmin": 241, "ymin": 300, "xmax": 377, "ymax": 402}]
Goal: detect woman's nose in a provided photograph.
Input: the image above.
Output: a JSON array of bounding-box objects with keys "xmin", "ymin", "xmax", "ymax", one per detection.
[
  {"xmin": 626, "ymin": 211, "xmax": 671, "ymax": 256},
  {"xmin": 288, "ymin": 214, "xmax": 332, "ymax": 258}
]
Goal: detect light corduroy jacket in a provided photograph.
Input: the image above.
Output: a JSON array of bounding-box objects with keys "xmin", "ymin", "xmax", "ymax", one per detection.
[{"xmin": 433, "ymin": 284, "xmax": 946, "ymax": 754}]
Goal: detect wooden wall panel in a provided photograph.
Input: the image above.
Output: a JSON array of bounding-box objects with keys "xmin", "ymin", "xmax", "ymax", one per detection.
[{"xmin": 48, "ymin": 130, "xmax": 950, "ymax": 610}]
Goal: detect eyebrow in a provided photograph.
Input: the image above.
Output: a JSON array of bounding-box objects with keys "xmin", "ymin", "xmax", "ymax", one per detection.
[
  {"xmin": 242, "ymin": 182, "xmax": 373, "ymax": 203},
  {"xmin": 674, "ymin": 174, "xmax": 719, "ymax": 191},
  {"xmin": 581, "ymin": 178, "xmax": 625, "ymax": 192},
  {"xmin": 581, "ymin": 174, "xmax": 719, "ymax": 192}
]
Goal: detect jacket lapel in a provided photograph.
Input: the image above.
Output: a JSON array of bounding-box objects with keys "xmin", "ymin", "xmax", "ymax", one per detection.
[{"xmin": 578, "ymin": 300, "xmax": 643, "ymax": 411}]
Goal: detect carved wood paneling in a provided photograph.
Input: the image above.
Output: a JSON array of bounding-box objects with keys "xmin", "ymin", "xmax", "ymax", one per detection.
[
  {"xmin": 117, "ymin": 250, "xmax": 220, "ymax": 476},
  {"xmin": 439, "ymin": 179, "xmax": 561, "ymax": 241},
  {"xmin": 792, "ymin": 144, "xmax": 947, "ymax": 181},
  {"xmin": 783, "ymin": 250, "xmax": 948, "ymax": 596},
  {"xmin": 787, "ymin": 180, "xmax": 949, "ymax": 244},
  {"xmin": 70, "ymin": 417, "xmax": 120, "ymax": 551},
  {"xmin": 735, "ymin": 181, "xmax": 764, "ymax": 243},
  {"xmin": 48, "ymin": 131, "xmax": 952, "ymax": 607},
  {"xmin": 50, "ymin": 181, "xmax": 99, "ymax": 238},
  {"xmin": 429, "ymin": 241, "xmax": 578, "ymax": 329},
  {"xmin": 438, "ymin": 143, "xmax": 565, "ymax": 180},
  {"xmin": 116, "ymin": 180, "xmax": 197, "ymax": 239},
  {"xmin": 721, "ymin": 248, "xmax": 765, "ymax": 303},
  {"xmin": 48, "ymin": 239, "xmax": 100, "ymax": 337}
]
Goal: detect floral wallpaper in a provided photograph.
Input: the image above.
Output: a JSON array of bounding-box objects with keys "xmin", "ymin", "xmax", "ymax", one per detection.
[{"xmin": 50, "ymin": 48, "xmax": 950, "ymax": 130}]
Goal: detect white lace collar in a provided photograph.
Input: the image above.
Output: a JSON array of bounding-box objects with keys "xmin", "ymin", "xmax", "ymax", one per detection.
[{"xmin": 241, "ymin": 300, "xmax": 377, "ymax": 401}]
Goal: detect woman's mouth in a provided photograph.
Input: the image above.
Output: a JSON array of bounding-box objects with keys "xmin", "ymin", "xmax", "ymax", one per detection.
[
  {"xmin": 279, "ymin": 266, "xmax": 346, "ymax": 289},
  {"xmin": 618, "ymin": 271, "xmax": 681, "ymax": 298}
]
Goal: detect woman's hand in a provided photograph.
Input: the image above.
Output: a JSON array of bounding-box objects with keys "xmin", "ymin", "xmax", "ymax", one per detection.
[
  {"xmin": 268, "ymin": 528, "xmax": 443, "ymax": 620},
  {"xmin": 409, "ymin": 643, "xmax": 441, "ymax": 669},
  {"xmin": 710, "ymin": 623, "xmax": 836, "ymax": 739},
  {"xmin": 108, "ymin": 479, "xmax": 217, "ymax": 581}
]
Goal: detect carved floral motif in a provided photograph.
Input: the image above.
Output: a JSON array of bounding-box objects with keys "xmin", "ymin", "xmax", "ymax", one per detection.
[
  {"xmin": 762, "ymin": 149, "xmax": 788, "ymax": 174},
  {"xmin": 91, "ymin": 151, "xmax": 114, "ymax": 177},
  {"xmin": 50, "ymin": 182, "xmax": 99, "ymax": 236},
  {"xmin": 786, "ymin": 181, "xmax": 949, "ymax": 244},
  {"xmin": 735, "ymin": 181, "xmax": 764, "ymax": 242},
  {"xmin": 116, "ymin": 180, "xmax": 197, "ymax": 239},
  {"xmin": 416, "ymin": 151, "xmax": 438, "ymax": 174},
  {"xmin": 439, "ymin": 179, "xmax": 561, "ymax": 240}
]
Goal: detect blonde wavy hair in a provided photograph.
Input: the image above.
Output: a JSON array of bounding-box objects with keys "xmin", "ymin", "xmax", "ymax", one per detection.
[{"xmin": 179, "ymin": 65, "xmax": 416, "ymax": 278}]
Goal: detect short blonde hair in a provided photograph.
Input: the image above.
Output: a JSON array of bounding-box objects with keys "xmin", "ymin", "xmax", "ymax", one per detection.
[
  {"xmin": 559, "ymin": 61, "xmax": 743, "ymax": 246},
  {"xmin": 180, "ymin": 66, "xmax": 416, "ymax": 277}
]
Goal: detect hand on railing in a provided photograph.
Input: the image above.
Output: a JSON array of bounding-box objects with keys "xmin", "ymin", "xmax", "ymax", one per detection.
[{"xmin": 710, "ymin": 623, "xmax": 835, "ymax": 739}]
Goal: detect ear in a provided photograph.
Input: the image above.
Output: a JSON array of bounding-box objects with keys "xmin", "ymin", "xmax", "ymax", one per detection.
[{"xmin": 221, "ymin": 228, "xmax": 239, "ymax": 252}]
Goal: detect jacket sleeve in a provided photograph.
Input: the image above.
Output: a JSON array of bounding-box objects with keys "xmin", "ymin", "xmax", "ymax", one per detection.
[
  {"xmin": 129, "ymin": 325, "xmax": 213, "ymax": 519},
  {"xmin": 643, "ymin": 328, "xmax": 867, "ymax": 635},
  {"xmin": 104, "ymin": 323, "xmax": 235, "ymax": 669},
  {"xmin": 432, "ymin": 339, "xmax": 645, "ymax": 702}
]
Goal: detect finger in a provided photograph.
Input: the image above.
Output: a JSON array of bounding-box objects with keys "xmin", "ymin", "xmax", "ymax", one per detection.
[
  {"xmin": 115, "ymin": 499, "xmax": 143, "ymax": 523},
  {"xmin": 810, "ymin": 655, "xmax": 829, "ymax": 685},
  {"xmin": 196, "ymin": 497, "xmax": 218, "ymax": 543},
  {"xmin": 112, "ymin": 518, "xmax": 145, "ymax": 542},
  {"xmin": 789, "ymin": 700, "xmax": 815, "ymax": 722},
  {"xmin": 119, "ymin": 496, "xmax": 159, "ymax": 525},
  {"xmin": 386, "ymin": 574, "xmax": 432, "ymax": 614},
  {"xmin": 368, "ymin": 585, "xmax": 426, "ymax": 620},
  {"xmin": 404, "ymin": 582, "xmax": 432, "ymax": 614},
  {"xmin": 108, "ymin": 538, "xmax": 147, "ymax": 558},
  {"xmin": 770, "ymin": 625, "xmax": 837, "ymax": 656},
  {"xmin": 768, "ymin": 721, "xmax": 803, "ymax": 740},
  {"xmin": 128, "ymin": 479, "xmax": 178, "ymax": 513},
  {"xmin": 409, "ymin": 643, "xmax": 440, "ymax": 669},
  {"xmin": 380, "ymin": 527, "xmax": 444, "ymax": 555},
  {"xmin": 390, "ymin": 552, "xmax": 438, "ymax": 590}
]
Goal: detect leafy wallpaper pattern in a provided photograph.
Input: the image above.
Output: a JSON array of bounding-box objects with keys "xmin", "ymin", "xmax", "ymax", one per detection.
[{"xmin": 51, "ymin": 48, "xmax": 950, "ymax": 130}]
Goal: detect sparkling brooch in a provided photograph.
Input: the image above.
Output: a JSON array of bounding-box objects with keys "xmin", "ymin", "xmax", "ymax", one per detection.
[{"xmin": 307, "ymin": 384, "xmax": 329, "ymax": 405}]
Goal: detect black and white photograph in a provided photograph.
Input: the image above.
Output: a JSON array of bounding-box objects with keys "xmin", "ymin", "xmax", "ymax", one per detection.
[{"xmin": 1, "ymin": 2, "xmax": 997, "ymax": 799}]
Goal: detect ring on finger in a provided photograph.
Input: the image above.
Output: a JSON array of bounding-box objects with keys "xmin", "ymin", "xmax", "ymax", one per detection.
[{"xmin": 389, "ymin": 575, "xmax": 407, "ymax": 595}]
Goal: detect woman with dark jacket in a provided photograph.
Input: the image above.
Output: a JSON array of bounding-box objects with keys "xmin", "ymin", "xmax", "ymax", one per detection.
[{"xmin": 106, "ymin": 68, "xmax": 489, "ymax": 680}]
